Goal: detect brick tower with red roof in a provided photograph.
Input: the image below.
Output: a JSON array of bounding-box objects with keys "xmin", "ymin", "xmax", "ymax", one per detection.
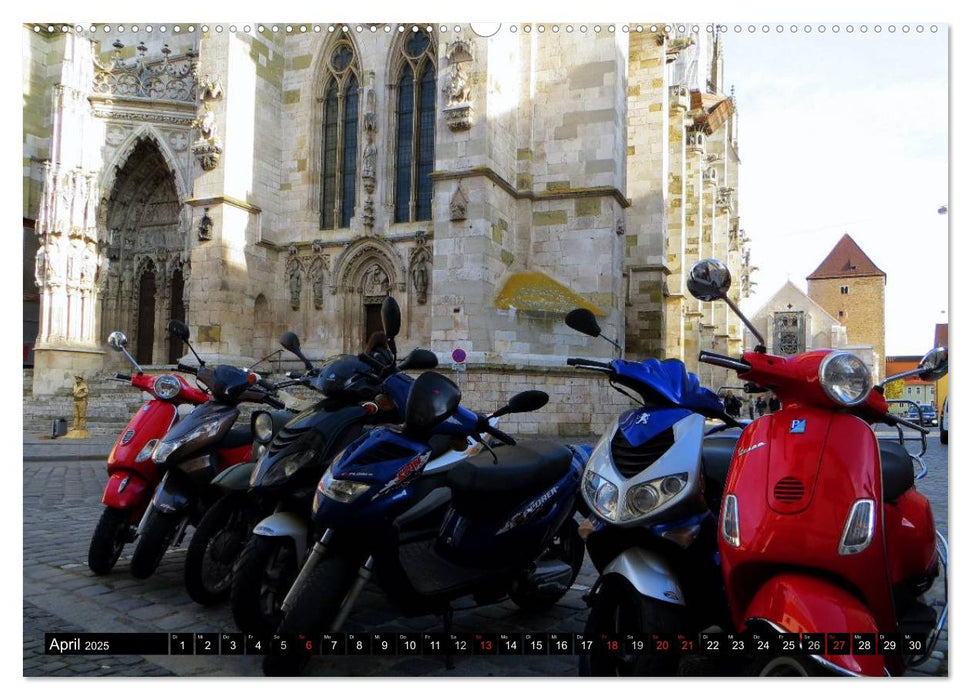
[{"xmin": 807, "ymin": 234, "xmax": 887, "ymax": 381}]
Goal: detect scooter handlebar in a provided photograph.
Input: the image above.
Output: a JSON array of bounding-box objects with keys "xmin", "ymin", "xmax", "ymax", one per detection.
[
  {"xmin": 567, "ymin": 357, "xmax": 613, "ymax": 370},
  {"xmin": 886, "ymin": 412, "xmax": 931, "ymax": 435},
  {"xmin": 698, "ymin": 351, "xmax": 752, "ymax": 373},
  {"xmin": 177, "ymin": 362, "xmax": 198, "ymax": 375}
]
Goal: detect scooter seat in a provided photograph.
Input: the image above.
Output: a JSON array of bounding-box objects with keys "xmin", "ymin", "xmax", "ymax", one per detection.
[
  {"xmin": 220, "ymin": 424, "xmax": 253, "ymax": 449},
  {"xmin": 446, "ymin": 441, "xmax": 573, "ymax": 498},
  {"xmin": 880, "ymin": 440, "xmax": 915, "ymax": 503}
]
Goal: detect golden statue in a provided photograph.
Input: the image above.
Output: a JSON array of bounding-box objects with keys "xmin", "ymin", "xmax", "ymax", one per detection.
[{"xmin": 64, "ymin": 374, "xmax": 90, "ymax": 439}]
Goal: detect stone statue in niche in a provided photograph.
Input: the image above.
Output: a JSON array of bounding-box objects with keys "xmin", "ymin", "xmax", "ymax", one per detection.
[
  {"xmin": 363, "ymin": 265, "xmax": 389, "ymax": 297},
  {"xmin": 81, "ymin": 247, "xmax": 97, "ymax": 288},
  {"xmin": 288, "ymin": 261, "xmax": 302, "ymax": 310},
  {"xmin": 34, "ymin": 246, "xmax": 49, "ymax": 287},
  {"xmin": 443, "ymin": 62, "xmax": 472, "ymax": 106},
  {"xmin": 310, "ymin": 258, "xmax": 325, "ymax": 310},
  {"xmin": 362, "ymin": 143, "xmax": 376, "ymax": 182},
  {"xmin": 410, "ymin": 248, "xmax": 430, "ymax": 305}
]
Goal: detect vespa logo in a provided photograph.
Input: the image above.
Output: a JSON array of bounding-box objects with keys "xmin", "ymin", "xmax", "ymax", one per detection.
[
  {"xmin": 738, "ymin": 441, "xmax": 766, "ymax": 456},
  {"xmin": 790, "ymin": 419, "xmax": 807, "ymax": 434}
]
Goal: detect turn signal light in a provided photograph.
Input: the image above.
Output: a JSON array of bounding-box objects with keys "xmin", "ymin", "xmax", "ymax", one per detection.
[{"xmin": 838, "ymin": 499, "xmax": 875, "ymax": 555}]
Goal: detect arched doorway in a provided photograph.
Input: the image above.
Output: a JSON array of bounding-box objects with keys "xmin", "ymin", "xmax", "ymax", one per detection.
[
  {"xmin": 136, "ymin": 260, "xmax": 157, "ymax": 364},
  {"xmin": 168, "ymin": 266, "xmax": 185, "ymax": 363},
  {"xmin": 102, "ymin": 137, "xmax": 185, "ymax": 365}
]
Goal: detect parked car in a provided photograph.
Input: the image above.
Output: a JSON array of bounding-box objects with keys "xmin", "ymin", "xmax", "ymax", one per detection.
[
  {"xmin": 906, "ymin": 404, "xmax": 938, "ymax": 427},
  {"xmin": 940, "ymin": 396, "xmax": 948, "ymax": 444}
]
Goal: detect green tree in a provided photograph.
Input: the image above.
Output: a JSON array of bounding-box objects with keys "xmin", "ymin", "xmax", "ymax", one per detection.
[{"xmin": 884, "ymin": 379, "xmax": 905, "ymax": 400}]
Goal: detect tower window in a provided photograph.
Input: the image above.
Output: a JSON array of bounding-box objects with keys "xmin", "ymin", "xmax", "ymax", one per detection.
[{"xmin": 840, "ymin": 285, "xmax": 849, "ymax": 294}]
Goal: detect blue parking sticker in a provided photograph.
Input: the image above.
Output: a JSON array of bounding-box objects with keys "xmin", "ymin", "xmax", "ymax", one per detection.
[{"xmin": 790, "ymin": 419, "xmax": 806, "ymax": 434}]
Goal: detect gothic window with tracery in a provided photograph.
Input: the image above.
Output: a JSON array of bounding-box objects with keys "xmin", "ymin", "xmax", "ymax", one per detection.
[
  {"xmin": 394, "ymin": 28, "xmax": 436, "ymax": 223},
  {"xmin": 320, "ymin": 42, "xmax": 360, "ymax": 230}
]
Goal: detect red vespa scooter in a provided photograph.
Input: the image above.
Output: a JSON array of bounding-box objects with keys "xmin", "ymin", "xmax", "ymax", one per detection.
[
  {"xmin": 87, "ymin": 330, "xmax": 209, "ymax": 575},
  {"xmin": 686, "ymin": 259, "xmax": 948, "ymax": 677}
]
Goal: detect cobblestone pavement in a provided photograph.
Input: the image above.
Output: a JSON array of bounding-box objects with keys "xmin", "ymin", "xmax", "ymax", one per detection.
[{"xmin": 22, "ymin": 429, "xmax": 948, "ymax": 677}]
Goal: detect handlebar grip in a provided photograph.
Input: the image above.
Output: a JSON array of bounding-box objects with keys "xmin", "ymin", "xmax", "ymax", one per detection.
[
  {"xmin": 357, "ymin": 352, "xmax": 386, "ymax": 371},
  {"xmin": 257, "ymin": 377, "xmax": 274, "ymax": 391},
  {"xmin": 485, "ymin": 424, "xmax": 517, "ymax": 446},
  {"xmin": 566, "ymin": 357, "xmax": 613, "ymax": 370},
  {"xmin": 887, "ymin": 412, "xmax": 931, "ymax": 435},
  {"xmin": 115, "ymin": 373, "xmax": 132, "ymax": 381},
  {"xmin": 177, "ymin": 362, "xmax": 198, "ymax": 375},
  {"xmin": 698, "ymin": 351, "xmax": 752, "ymax": 373}
]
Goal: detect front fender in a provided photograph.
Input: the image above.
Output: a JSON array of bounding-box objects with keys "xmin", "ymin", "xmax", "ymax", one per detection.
[
  {"xmin": 151, "ymin": 469, "xmax": 192, "ymax": 515},
  {"xmin": 743, "ymin": 572, "xmax": 885, "ymax": 676},
  {"xmin": 600, "ymin": 547, "xmax": 686, "ymax": 606},
  {"xmin": 253, "ymin": 512, "xmax": 310, "ymax": 564},
  {"xmin": 101, "ymin": 471, "xmax": 152, "ymax": 510}
]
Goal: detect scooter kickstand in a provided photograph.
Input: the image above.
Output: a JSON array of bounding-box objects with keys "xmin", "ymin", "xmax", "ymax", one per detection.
[{"xmin": 442, "ymin": 608, "xmax": 455, "ymax": 671}]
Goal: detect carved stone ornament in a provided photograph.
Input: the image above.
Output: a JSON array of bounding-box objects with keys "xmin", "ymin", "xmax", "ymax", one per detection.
[
  {"xmin": 312, "ymin": 239, "xmax": 324, "ymax": 254},
  {"xmin": 361, "ymin": 196, "xmax": 375, "ymax": 230},
  {"xmin": 198, "ymin": 208, "xmax": 213, "ymax": 241},
  {"xmin": 93, "ymin": 43, "xmax": 197, "ymax": 103},
  {"xmin": 442, "ymin": 40, "xmax": 475, "ymax": 131},
  {"xmin": 288, "ymin": 244, "xmax": 299, "ymax": 257},
  {"xmin": 362, "ymin": 264, "xmax": 390, "ymax": 298},
  {"xmin": 615, "ymin": 217, "xmax": 626, "ymax": 236},
  {"xmin": 192, "ymin": 139, "xmax": 222, "ymax": 171},
  {"xmin": 449, "ymin": 185, "xmax": 468, "ymax": 221}
]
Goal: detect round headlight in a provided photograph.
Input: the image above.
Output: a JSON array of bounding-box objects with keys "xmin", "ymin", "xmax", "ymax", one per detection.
[
  {"xmin": 819, "ymin": 352, "xmax": 871, "ymax": 406},
  {"xmin": 153, "ymin": 374, "xmax": 182, "ymax": 400},
  {"xmin": 252, "ymin": 411, "xmax": 274, "ymax": 443},
  {"xmin": 627, "ymin": 485, "xmax": 660, "ymax": 516}
]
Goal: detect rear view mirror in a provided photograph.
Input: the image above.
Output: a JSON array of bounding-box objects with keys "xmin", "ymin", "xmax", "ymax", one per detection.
[
  {"xmin": 397, "ymin": 348, "xmax": 439, "ymax": 372},
  {"xmin": 917, "ymin": 347, "xmax": 948, "ymax": 381},
  {"xmin": 404, "ymin": 372, "xmax": 461, "ymax": 433},
  {"xmin": 382, "ymin": 296, "xmax": 401, "ymax": 340},
  {"xmin": 565, "ymin": 308, "xmax": 601, "ymax": 338},
  {"xmin": 493, "ymin": 390, "xmax": 550, "ymax": 418},
  {"xmin": 280, "ymin": 331, "xmax": 313, "ymax": 371},
  {"xmin": 107, "ymin": 331, "xmax": 128, "ymax": 351},
  {"xmin": 167, "ymin": 320, "xmax": 190, "ymax": 342},
  {"xmin": 280, "ymin": 332, "xmax": 301, "ymax": 355},
  {"xmin": 687, "ymin": 259, "xmax": 732, "ymax": 302}
]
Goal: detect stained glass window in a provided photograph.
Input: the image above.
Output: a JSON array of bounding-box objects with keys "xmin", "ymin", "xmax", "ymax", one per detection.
[
  {"xmin": 318, "ymin": 42, "xmax": 359, "ymax": 230},
  {"xmin": 394, "ymin": 29, "xmax": 435, "ymax": 223}
]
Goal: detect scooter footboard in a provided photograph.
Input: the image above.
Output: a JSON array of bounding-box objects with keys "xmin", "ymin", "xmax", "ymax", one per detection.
[
  {"xmin": 102, "ymin": 472, "xmax": 152, "ymax": 511},
  {"xmin": 744, "ymin": 573, "xmax": 885, "ymax": 676}
]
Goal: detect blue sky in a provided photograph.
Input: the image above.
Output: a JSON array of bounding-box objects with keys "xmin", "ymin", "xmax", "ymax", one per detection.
[{"xmin": 723, "ymin": 26, "xmax": 948, "ymax": 355}]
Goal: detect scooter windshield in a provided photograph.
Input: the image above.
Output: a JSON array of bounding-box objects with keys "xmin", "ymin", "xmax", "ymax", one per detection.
[{"xmin": 610, "ymin": 358, "xmax": 724, "ymax": 415}]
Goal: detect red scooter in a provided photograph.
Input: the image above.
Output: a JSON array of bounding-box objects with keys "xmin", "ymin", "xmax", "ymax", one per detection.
[
  {"xmin": 87, "ymin": 330, "xmax": 209, "ymax": 575},
  {"xmin": 686, "ymin": 259, "xmax": 948, "ymax": 677}
]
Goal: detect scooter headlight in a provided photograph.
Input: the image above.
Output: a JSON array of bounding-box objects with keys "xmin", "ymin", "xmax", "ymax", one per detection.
[
  {"xmin": 153, "ymin": 419, "xmax": 222, "ymax": 464},
  {"xmin": 819, "ymin": 351, "xmax": 871, "ymax": 406},
  {"xmin": 152, "ymin": 374, "xmax": 182, "ymax": 400},
  {"xmin": 317, "ymin": 466, "xmax": 371, "ymax": 505},
  {"xmin": 624, "ymin": 473, "xmax": 689, "ymax": 519},
  {"xmin": 252, "ymin": 411, "xmax": 274, "ymax": 443},
  {"xmin": 581, "ymin": 427, "xmax": 620, "ymax": 522}
]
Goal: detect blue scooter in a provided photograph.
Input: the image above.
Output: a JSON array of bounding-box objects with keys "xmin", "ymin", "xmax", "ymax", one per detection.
[
  {"xmin": 563, "ymin": 308, "xmax": 742, "ymax": 676},
  {"xmin": 264, "ymin": 371, "xmax": 591, "ymax": 675}
]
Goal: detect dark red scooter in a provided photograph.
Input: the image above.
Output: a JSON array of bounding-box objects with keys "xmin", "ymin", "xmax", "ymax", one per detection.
[
  {"xmin": 87, "ymin": 330, "xmax": 209, "ymax": 575},
  {"xmin": 686, "ymin": 259, "xmax": 948, "ymax": 677}
]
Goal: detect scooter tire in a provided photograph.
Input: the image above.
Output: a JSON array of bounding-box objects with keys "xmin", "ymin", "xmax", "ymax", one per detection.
[
  {"xmin": 510, "ymin": 516, "xmax": 585, "ymax": 613},
  {"xmin": 88, "ymin": 507, "xmax": 131, "ymax": 575},
  {"xmin": 185, "ymin": 494, "xmax": 251, "ymax": 605},
  {"xmin": 231, "ymin": 534, "xmax": 300, "ymax": 636},
  {"xmin": 129, "ymin": 510, "xmax": 180, "ymax": 580},
  {"xmin": 579, "ymin": 575, "xmax": 685, "ymax": 676},
  {"xmin": 262, "ymin": 553, "xmax": 361, "ymax": 677}
]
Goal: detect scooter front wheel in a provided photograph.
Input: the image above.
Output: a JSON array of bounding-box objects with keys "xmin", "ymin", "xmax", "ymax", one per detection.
[
  {"xmin": 185, "ymin": 494, "xmax": 252, "ymax": 605},
  {"xmin": 88, "ymin": 507, "xmax": 132, "ymax": 575},
  {"xmin": 579, "ymin": 575, "xmax": 685, "ymax": 676},
  {"xmin": 231, "ymin": 534, "xmax": 300, "ymax": 636},
  {"xmin": 129, "ymin": 509, "xmax": 181, "ymax": 579},
  {"xmin": 262, "ymin": 553, "xmax": 361, "ymax": 677}
]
